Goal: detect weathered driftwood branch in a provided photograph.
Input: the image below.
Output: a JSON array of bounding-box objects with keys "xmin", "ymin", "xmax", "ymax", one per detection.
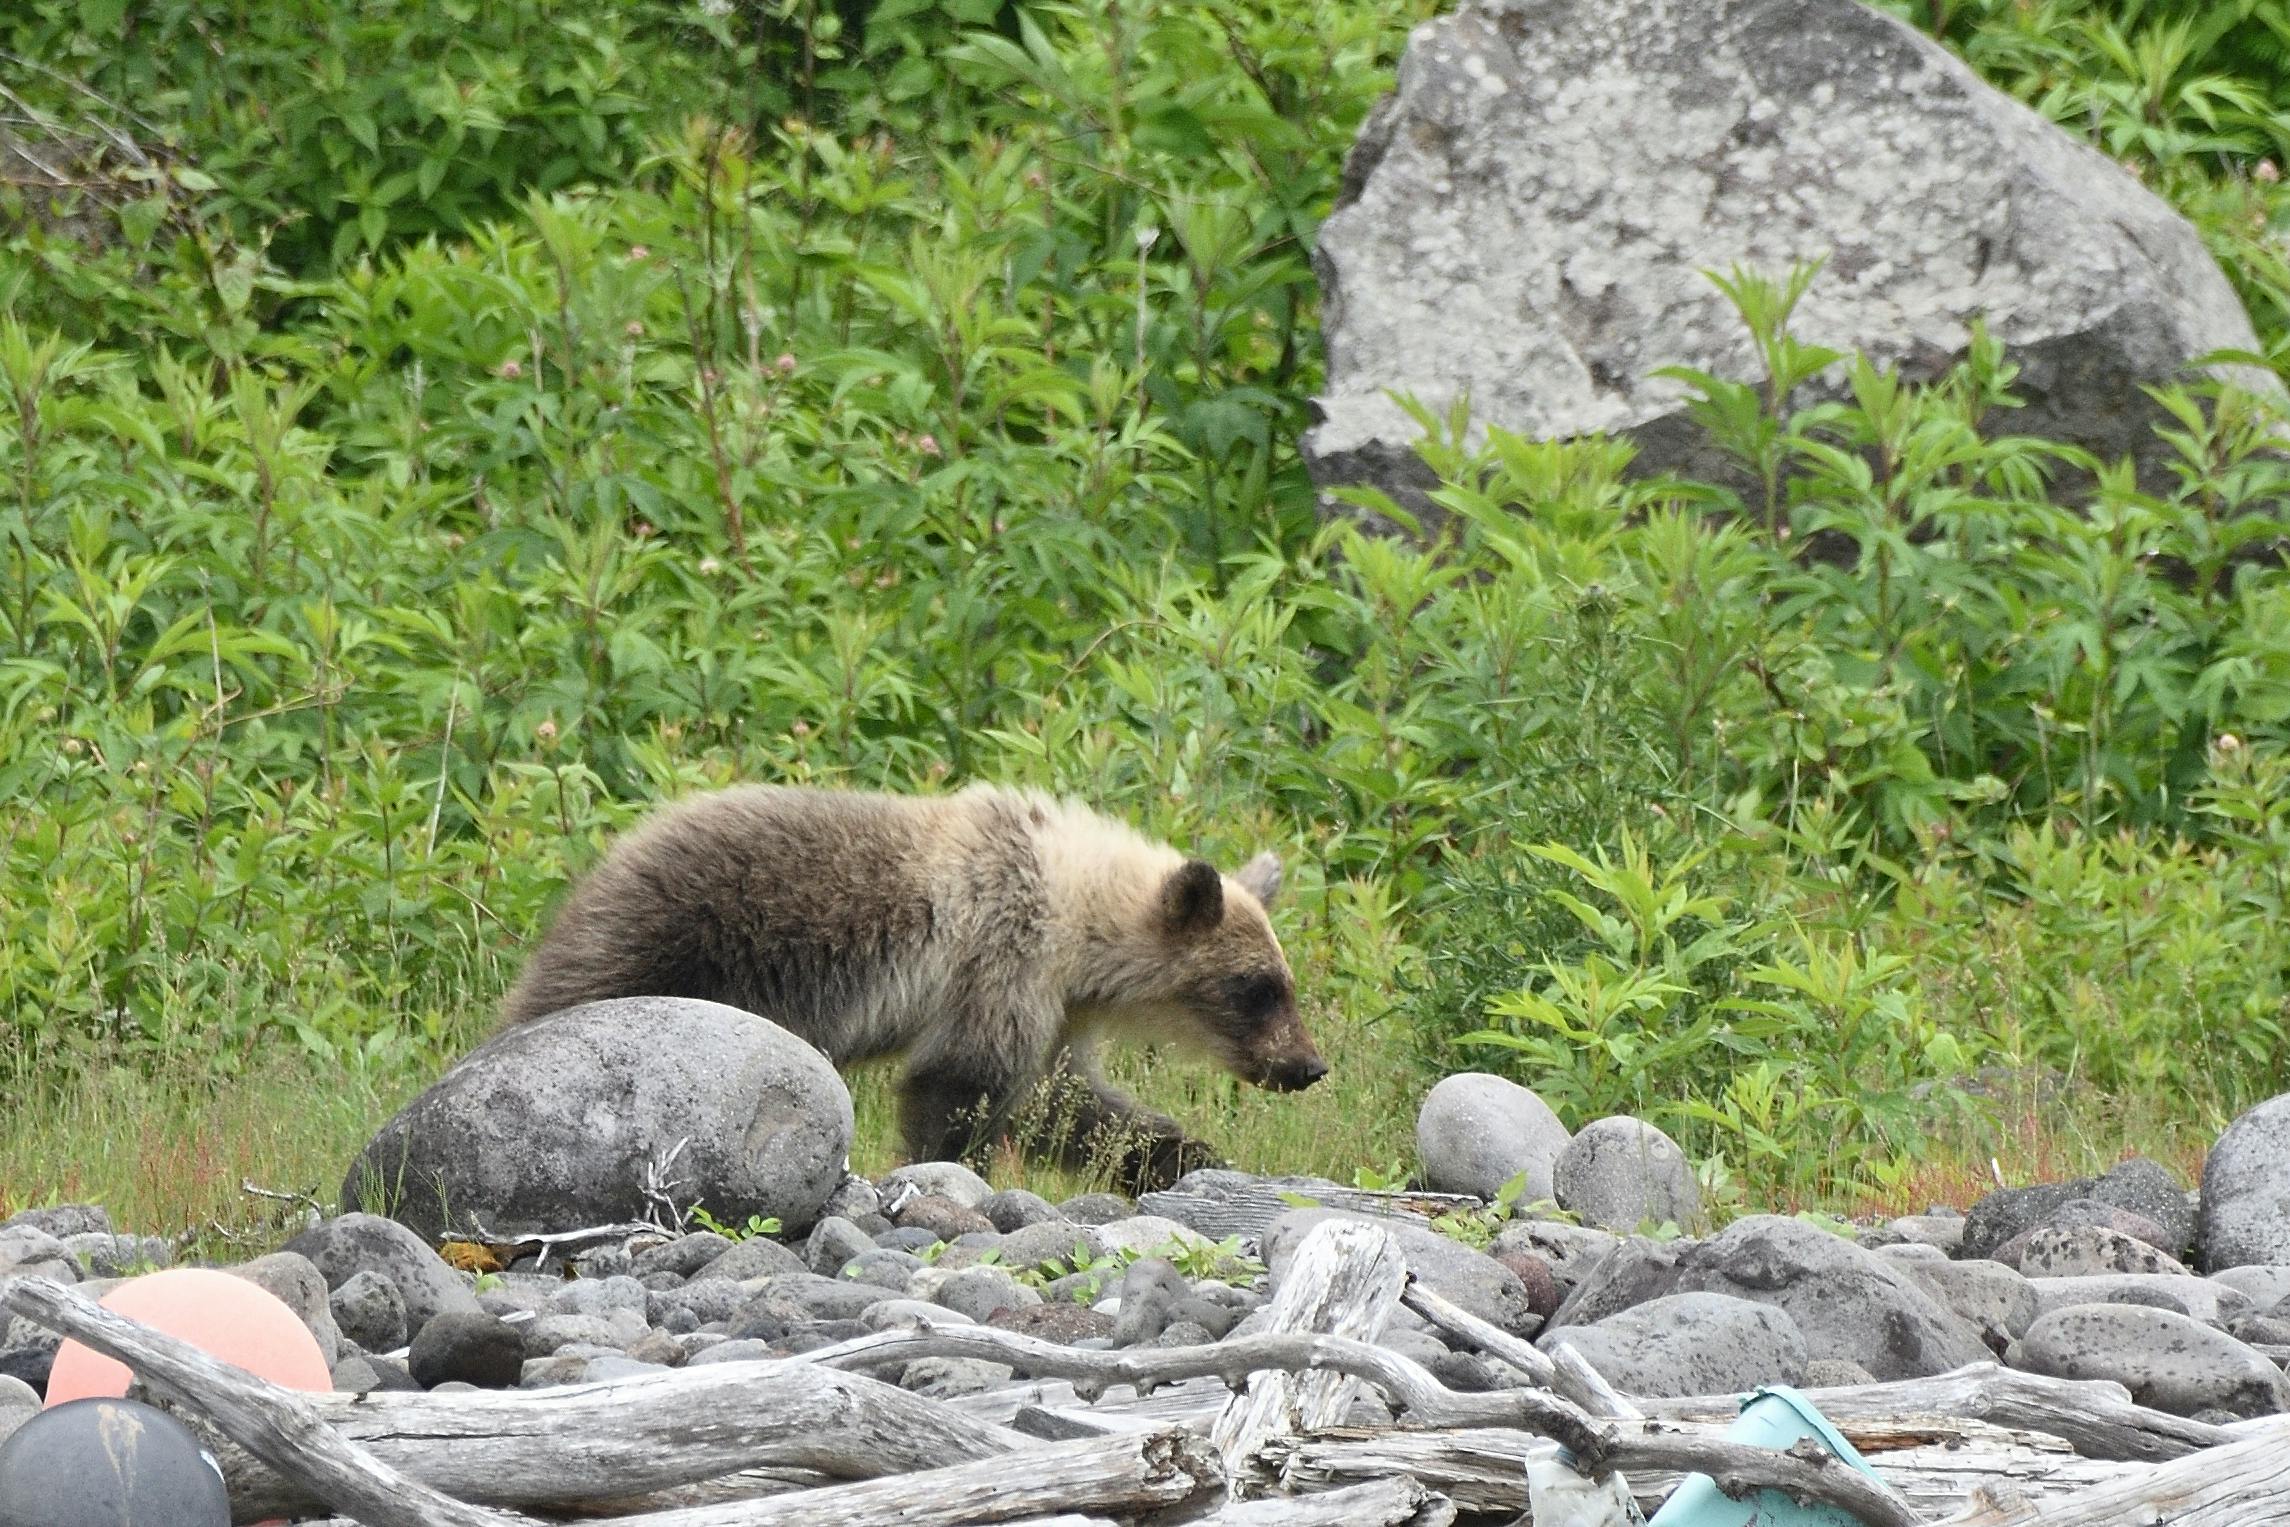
[
  {"xmin": 1939, "ymin": 1415, "xmax": 2290, "ymax": 1526},
  {"xmin": 1186, "ymin": 1475, "xmax": 1457, "ymax": 1526},
  {"xmin": 1211, "ymin": 1219, "xmax": 1410, "ymax": 1496},
  {"xmin": 617, "ymin": 1428, "xmax": 1222, "ymax": 1527},
  {"xmin": 1267, "ymin": 1421, "xmax": 2127, "ymax": 1519},
  {"xmin": 207, "ymin": 1357, "xmax": 1030, "ymax": 1519},
  {"xmin": 0, "ymin": 1277, "xmax": 532, "ymax": 1527},
  {"xmin": 1400, "ymin": 1276, "xmax": 1639, "ymax": 1418},
  {"xmin": 1647, "ymin": 1362, "xmax": 2236, "ymax": 1463},
  {"xmin": 810, "ymin": 1320, "xmax": 1920, "ymax": 1526}
]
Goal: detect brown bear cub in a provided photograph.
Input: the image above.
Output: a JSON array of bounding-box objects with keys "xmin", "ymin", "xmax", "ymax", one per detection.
[{"xmin": 500, "ymin": 783, "xmax": 1326, "ymax": 1191}]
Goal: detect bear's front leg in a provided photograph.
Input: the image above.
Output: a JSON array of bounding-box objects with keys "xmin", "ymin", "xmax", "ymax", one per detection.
[
  {"xmin": 1036, "ymin": 1050, "xmax": 1226, "ymax": 1194},
  {"xmin": 897, "ymin": 1046, "xmax": 1037, "ymax": 1170}
]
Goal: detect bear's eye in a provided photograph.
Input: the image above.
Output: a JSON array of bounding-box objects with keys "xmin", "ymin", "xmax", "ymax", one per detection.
[{"xmin": 1227, "ymin": 975, "xmax": 1285, "ymax": 1021}]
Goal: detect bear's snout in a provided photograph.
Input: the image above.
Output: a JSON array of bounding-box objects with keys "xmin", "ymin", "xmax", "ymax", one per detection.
[{"xmin": 1260, "ymin": 1054, "xmax": 1329, "ymax": 1092}]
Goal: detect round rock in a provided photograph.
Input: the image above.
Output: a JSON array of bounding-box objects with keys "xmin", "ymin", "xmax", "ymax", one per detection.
[
  {"xmin": 1415, "ymin": 1073, "xmax": 1572, "ymax": 1203},
  {"xmin": 342, "ymin": 997, "xmax": 851, "ymax": 1241},
  {"xmin": 2015, "ymin": 1304, "xmax": 2290, "ymax": 1418},
  {"xmin": 1539, "ymin": 1292, "xmax": 1807, "ymax": 1398},
  {"xmin": 328, "ymin": 1269, "xmax": 408, "ymax": 1354},
  {"xmin": 2200, "ymin": 1094, "xmax": 2290, "ymax": 1272},
  {"xmin": 1552, "ymin": 1116, "xmax": 1701, "ymax": 1232},
  {"xmin": 409, "ymin": 1311, "xmax": 525, "ymax": 1389}
]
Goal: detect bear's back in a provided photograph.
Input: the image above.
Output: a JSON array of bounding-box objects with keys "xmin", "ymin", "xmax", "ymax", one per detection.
[{"xmin": 498, "ymin": 785, "xmax": 1051, "ymax": 1060}]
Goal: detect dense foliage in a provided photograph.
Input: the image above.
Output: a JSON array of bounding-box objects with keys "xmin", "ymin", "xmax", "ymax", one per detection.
[{"xmin": 4, "ymin": 0, "xmax": 2289, "ymax": 1218}]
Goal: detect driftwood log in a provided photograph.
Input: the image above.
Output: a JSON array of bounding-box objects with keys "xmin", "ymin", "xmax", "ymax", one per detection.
[
  {"xmin": 1210, "ymin": 1219, "xmax": 1411, "ymax": 1495},
  {"xmin": 1940, "ymin": 1415, "xmax": 2290, "ymax": 1526},
  {"xmin": 207, "ymin": 1357, "xmax": 1028, "ymax": 1516},
  {"xmin": 1647, "ymin": 1363, "xmax": 2235, "ymax": 1464}
]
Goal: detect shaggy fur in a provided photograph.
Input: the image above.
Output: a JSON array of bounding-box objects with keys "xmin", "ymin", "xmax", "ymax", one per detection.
[{"xmin": 500, "ymin": 783, "xmax": 1325, "ymax": 1190}]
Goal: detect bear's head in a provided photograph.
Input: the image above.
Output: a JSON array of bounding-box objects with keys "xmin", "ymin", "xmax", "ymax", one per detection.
[{"xmin": 1151, "ymin": 853, "xmax": 1327, "ymax": 1093}]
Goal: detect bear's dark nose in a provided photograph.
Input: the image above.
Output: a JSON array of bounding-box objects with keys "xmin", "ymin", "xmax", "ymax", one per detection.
[{"xmin": 1268, "ymin": 1056, "xmax": 1329, "ymax": 1092}]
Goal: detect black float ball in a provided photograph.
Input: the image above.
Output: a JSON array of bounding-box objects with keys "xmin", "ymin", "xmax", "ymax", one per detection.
[{"xmin": 0, "ymin": 1397, "xmax": 231, "ymax": 1527}]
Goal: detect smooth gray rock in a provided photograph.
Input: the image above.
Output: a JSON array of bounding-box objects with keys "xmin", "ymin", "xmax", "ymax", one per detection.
[
  {"xmin": 1092, "ymin": 1215, "xmax": 1211, "ymax": 1260},
  {"xmin": 1055, "ymin": 1193, "xmax": 1135, "ymax": 1226},
  {"xmin": 2089, "ymin": 1160, "xmax": 2196, "ymax": 1257},
  {"xmin": 1540, "ymin": 1291, "xmax": 1807, "ymax": 1398},
  {"xmin": 1553, "ymin": 1116, "xmax": 1701, "ymax": 1232},
  {"xmin": 2018, "ymin": 1224, "xmax": 2189, "ymax": 1279},
  {"xmin": 1902, "ymin": 1258, "xmax": 2036, "ymax": 1345},
  {"xmin": 329, "ymin": 1269, "xmax": 408, "ymax": 1354},
  {"xmin": 0, "ymin": 1373, "xmax": 35, "ymax": 1448},
  {"xmin": 1490, "ymin": 1219, "xmax": 1621, "ymax": 1296},
  {"xmin": 409, "ymin": 1310, "xmax": 524, "ymax": 1388},
  {"xmin": 1550, "ymin": 1215, "xmax": 1989, "ymax": 1380},
  {"xmin": 1962, "ymin": 1181, "xmax": 2090, "ymax": 1264},
  {"xmin": 1546, "ymin": 1237, "xmax": 1687, "ymax": 1328},
  {"xmin": 2211, "ymin": 1265, "xmax": 2290, "ymax": 1312},
  {"xmin": 229, "ymin": 1251, "xmax": 344, "ymax": 1368},
  {"xmin": 521, "ymin": 1309, "xmax": 649, "ymax": 1357},
  {"xmin": 2014, "ymin": 1304, "xmax": 2290, "ymax": 1418},
  {"xmin": 1, "ymin": 1205, "xmax": 110, "ymax": 1240},
  {"xmin": 1105, "ymin": 1258, "xmax": 1239, "ymax": 1349},
  {"xmin": 695, "ymin": 1236, "xmax": 807, "ymax": 1284},
  {"xmin": 2201, "ymin": 1094, "xmax": 2290, "ymax": 1272},
  {"xmin": 343, "ymin": 996, "xmax": 851, "ymax": 1241},
  {"xmin": 980, "ymin": 1189, "xmax": 1061, "ymax": 1232},
  {"xmin": 818, "ymin": 1175, "xmax": 882, "ymax": 1224},
  {"xmin": 841, "ymin": 1248, "xmax": 925, "ymax": 1291},
  {"xmin": 1995, "ymin": 1200, "xmax": 2179, "ymax": 1269},
  {"xmin": 805, "ymin": 1216, "xmax": 878, "ymax": 1279},
  {"xmin": 547, "ymin": 1274, "xmax": 648, "ymax": 1319},
  {"xmin": 56, "ymin": 1233, "xmax": 171, "ymax": 1278},
  {"xmin": 283, "ymin": 1213, "xmax": 480, "ymax": 1336},
  {"xmin": 933, "ymin": 1266, "xmax": 1040, "ymax": 1324},
  {"xmin": 2029, "ymin": 1273, "xmax": 2251, "ymax": 1325},
  {"xmin": 862, "ymin": 1298, "xmax": 976, "ymax": 1332},
  {"xmin": 997, "ymin": 1220, "xmax": 1101, "ymax": 1273},
  {"xmin": 631, "ymin": 1231, "xmax": 733, "ymax": 1280},
  {"xmin": 1415, "ymin": 1073, "xmax": 1572, "ymax": 1203},
  {"xmin": 331, "ymin": 1354, "xmax": 383, "ymax": 1394},
  {"xmin": 1265, "ymin": 1209, "xmax": 1538, "ymax": 1336},
  {"xmin": 1306, "ymin": 0, "xmax": 2272, "ymax": 520},
  {"xmin": 881, "ymin": 1161, "xmax": 994, "ymax": 1211},
  {"xmin": 728, "ymin": 1274, "xmax": 887, "ymax": 1338},
  {"xmin": 1881, "ymin": 1215, "xmax": 1967, "ymax": 1255},
  {"xmin": 0, "ymin": 1226, "xmax": 68, "ymax": 1275},
  {"xmin": 893, "ymin": 1193, "xmax": 996, "ymax": 1242}
]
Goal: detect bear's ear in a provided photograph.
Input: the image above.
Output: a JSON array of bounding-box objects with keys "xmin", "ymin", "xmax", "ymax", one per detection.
[
  {"xmin": 1234, "ymin": 851, "xmax": 1283, "ymax": 907},
  {"xmin": 1160, "ymin": 858, "xmax": 1225, "ymax": 936}
]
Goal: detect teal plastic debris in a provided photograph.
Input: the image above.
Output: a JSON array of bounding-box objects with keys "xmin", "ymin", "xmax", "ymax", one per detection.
[{"xmin": 1647, "ymin": 1385, "xmax": 1886, "ymax": 1527}]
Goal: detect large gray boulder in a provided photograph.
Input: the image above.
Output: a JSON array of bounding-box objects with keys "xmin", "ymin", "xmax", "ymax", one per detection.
[
  {"xmin": 1539, "ymin": 1291, "xmax": 1807, "ymax": 1398},
  {"xmin": 1307, "ymin": 0, "xmax": 2271, "ymax": 518},
  {"xmin": 2014, "ymin": 1305, "xmax": 2290, "ymax": 1419},
  {"xmin": 2200, "ymin": 1094, "xmax": 2290, "ymax": 1272},
  {"xmin": 1550, "ymin": 1215, "xmax": 1989, "ymax": 1380},
  {"xmin": 344, "ymin": 997, "xmax": 851, "ymax": 1242},
  {"xmin": 1415, "ymin": 1073, "xmax": 1572, "ymax": 1202}
]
